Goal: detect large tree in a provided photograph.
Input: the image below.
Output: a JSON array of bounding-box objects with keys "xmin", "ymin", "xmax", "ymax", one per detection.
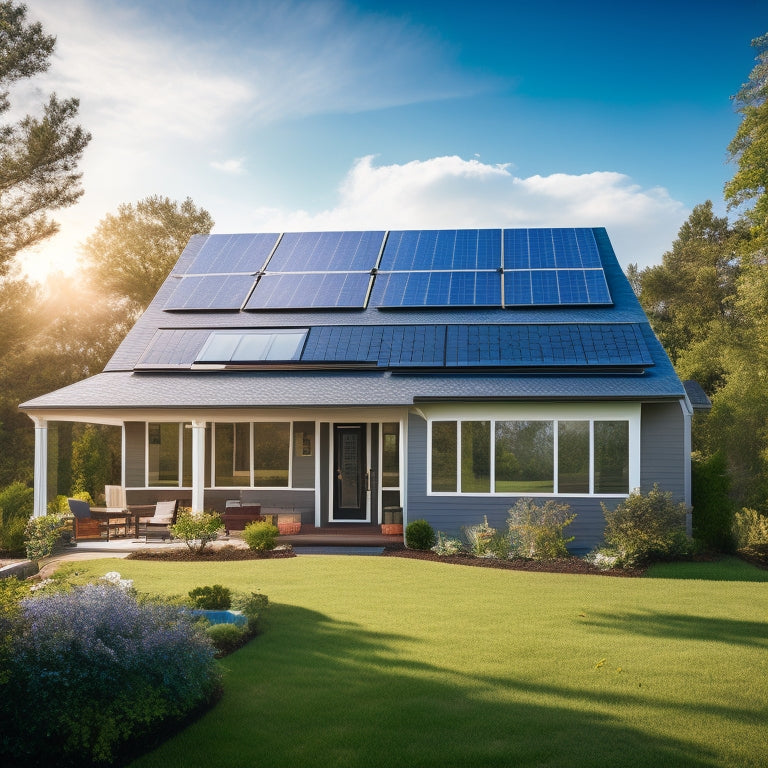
[
  {"xmin": 80, "ymin": 195, "xmax": 214, "ymax": 312},
  {"xmin": 725, "ymin": 33, "xmax": 768, "ymax": 232},
  {"xmin": 0, "ymin": 1, "xmax": 91, "ymax": 272}
]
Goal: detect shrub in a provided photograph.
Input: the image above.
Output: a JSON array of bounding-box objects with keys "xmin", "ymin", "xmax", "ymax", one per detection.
[
  {"xmin": 0, "ymin": 583, "xmax": 219, "ymax": 767},
  {"xmin": 206, "ymin": 623, "xmax": 245, "ymax": 656},
  {"xmin": 189, "ymin": 584, "xmax": 232, "ymax": 610},
  {"xmin": 0, "ymin": 482, "xmax": 34, "ymax": 522},
  {"xmin": 170, "ymin": 510, "xmax": 223, "ymax": 554},
  {"xmin": 0, "ymin": 516, "xmax": 26, "ymax": 554},
  {"xmin": 601, "ymin": 484, "xmax": 691, "ymax": 567},
  {"xmin": 692, "ymin": 451, "xmax": 734, "ymax": 551},
  {"xmin": 405, "ymin": 518, "xmax": 437, "ymax": 550},
  {"xmin": 432, "ymin": 532, "xmax": 465, "ymax": 556},
  {"xmin": 506, "ymin": 498, "xmax": 576, "ymax": 560},
  {"xmin": 462, "ymin": 516, "xmax": 511, "ymax": 559},
  {"xmin": 242, "ymin": 520, "xmax": 279, "ymax": 551},
  {"xmin": 233, "ymin": 591, "xmax": 269, "ymax": 632},
  {"xmin": 23, "ymin": 513, "xmax": 66, "ymax": 560},
  {"xmin": 732, "ymin": 508, "xmax": 768, "ymax": 548}
]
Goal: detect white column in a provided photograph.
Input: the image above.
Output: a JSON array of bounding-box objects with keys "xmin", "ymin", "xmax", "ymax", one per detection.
[
  {"xmin": 191, "ymin": 420, "xmax": 206, "ymax": 513},
  {"xmin": 32, "ymin": 416, "xmax": 48, "ymax": 518}
]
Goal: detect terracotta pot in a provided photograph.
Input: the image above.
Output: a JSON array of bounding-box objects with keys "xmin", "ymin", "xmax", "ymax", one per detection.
[{"xmin": 381, "ymin": 524, "xmax": 403, "ymax": 535}]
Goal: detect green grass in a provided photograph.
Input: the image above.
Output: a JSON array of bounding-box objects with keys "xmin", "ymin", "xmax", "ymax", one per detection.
[{"xmin": 70, "ymin": 556, "xmax": 768, "ymax": 768}]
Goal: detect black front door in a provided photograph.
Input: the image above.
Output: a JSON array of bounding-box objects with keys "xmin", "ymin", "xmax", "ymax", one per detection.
[{"xmin": 333, "ymin": 424, "xmax": 367, "ymax": 521}]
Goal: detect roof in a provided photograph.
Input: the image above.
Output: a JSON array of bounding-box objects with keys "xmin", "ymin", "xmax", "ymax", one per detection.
[
  {"xmin": 20, "ymin": 227, "xmax": 686, "ymax": 413},
  {"xmin": 683, "ymin": 380, "xmax": 713, "ymax": 412}
]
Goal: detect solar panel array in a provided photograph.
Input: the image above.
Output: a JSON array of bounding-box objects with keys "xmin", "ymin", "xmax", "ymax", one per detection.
[
  {"xmin": 164, "ymin": 228, "xmax": 613, "ymax": 311},
  {"xmin": 135, "ymin": 323, "xmax": 652, "ymax": 370}
]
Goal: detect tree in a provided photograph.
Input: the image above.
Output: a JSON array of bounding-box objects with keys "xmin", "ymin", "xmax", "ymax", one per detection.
[
  {"xmin": 0, "ymin": 2, "xmax": 91, "ymax": 272},
  {"xmin": 80, "ymin": 195, "xmax": 214, "ymax": 313},
  {"xmin": 725, "ymin": 33, "xmax": 768, "ymax": 232}
]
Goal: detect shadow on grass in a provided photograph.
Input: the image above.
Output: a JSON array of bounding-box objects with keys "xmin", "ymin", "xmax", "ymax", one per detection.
[
  {"xmin": 583, "ymin": 608, "xmax": 768, "ymax": 649},
  {"xmin": 128, "ymin": 603, "xmax": 750, "ymax": 768}
]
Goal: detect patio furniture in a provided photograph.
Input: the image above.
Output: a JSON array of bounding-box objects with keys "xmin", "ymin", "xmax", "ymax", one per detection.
[
  {"xmin": 137, "ymin": 499, "xmax": 179, "ymax": 542},
  {"xmin": 68, "ymin": 498, "xmax": 109, "ymax": 541},
  {"xmin": 222, "ymin": 499, "xmax": 264, "ymax": 534}
]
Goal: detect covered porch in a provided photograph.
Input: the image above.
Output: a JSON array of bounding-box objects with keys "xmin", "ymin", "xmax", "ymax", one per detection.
[{"xmin": 24, "ymin": 405, "xmax": 409, "ymax": 541}]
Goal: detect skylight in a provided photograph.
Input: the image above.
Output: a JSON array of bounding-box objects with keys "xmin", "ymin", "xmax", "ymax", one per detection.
[{"xmin": 196, "ymin": 330, "xmax": 308, "ymax": 363}]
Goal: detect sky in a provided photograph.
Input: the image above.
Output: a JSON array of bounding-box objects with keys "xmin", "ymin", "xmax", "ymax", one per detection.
[{"xmin": 14, "ymin": 0, "xmax": 767, "ymax": 280}]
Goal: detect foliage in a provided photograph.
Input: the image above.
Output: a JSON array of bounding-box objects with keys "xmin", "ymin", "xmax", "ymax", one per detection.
[
  {"xmin": 462, "ymin": 515, "xmax": 511, "ymax": 559},
  {"xmin": 189, "ymin": 584, "xmax": 232, "ymax": 610},
  {"xmin": 725, "ymin": 33, "xmax": 768, "ymax": 229},
  {"xmin": 506, "ymin": 498, "xmax": 576, "ymax": 560},
  {"xmin": 242, "ymin": 520, "xmax": 279, "ymax": 551},
  {"xmin": 732, "ymin": 507, "xmax": 768, "ymax": 548},
  {"xmin": 170, "ymin": 510, "xmax": 224, "ymax": 554},
  {"xmin": 691, "ymin": 451, "xmax": 734, "ymax": 551},
  {"xmin": 0, "ymin": 515, "xmax": 25, "ymax": 552},
  {"xmin": 0, "ymin": 480, "xmax": 33, "ymax": 521},
  {"xmin": 601, "ymin": 485, "xmax": 691, "ymax": 567},
  {"xmin": 432, "ymin": 531, "xmax": 465, "ymax": 556},
  {"xmin": 81, "ymin": 195, "xmax": 214, "ymax": 312},
  {"xmin": 0, "ymin": 582, "xmax": 219, "ymax": 767},
  {"xmin": 405, "ymin": 518, "xmax": 437, "ymax": 550},
  {"xmin": 70, "ymin": 424, "xmax": 111, "ymax": 500},
  {"xmin": 23, "ymin": 512, "xmax": 65, "ymax": 560},
  {"xmin": 0, "ymin": 1, "xmax": 91, "ymax": 273},
  {"xmin": 206, "ymin": 622, "xmax": 245, "ymax": 656},
  {"xmin": 233, "ymin": 590, "xmax": 269, "ymax": 632}
]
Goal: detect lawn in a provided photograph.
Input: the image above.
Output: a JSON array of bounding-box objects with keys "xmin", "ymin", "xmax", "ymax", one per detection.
[{"xmin": 71, "ymin": 555, "xmax": 768, "ymax": 768}]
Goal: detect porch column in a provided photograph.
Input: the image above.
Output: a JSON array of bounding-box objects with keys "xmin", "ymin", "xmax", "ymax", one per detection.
[
  {"xmin": 190, "ymin": 420, "xmax": 206, "ymax": 513},
  {"xmin": 32, "ymin": 416, "xmax": 48, "ymax": 518}
]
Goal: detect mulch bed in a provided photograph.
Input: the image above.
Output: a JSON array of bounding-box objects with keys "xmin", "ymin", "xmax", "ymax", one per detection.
[
  {"xmin": 126, "ymin": 545, "xmax": 296, "ymax": 562},
  {"xmin": 124, "ymin": 542, "xmax": 768, "ymax": 574},
  {"xmin": 381, "ymin": 544, "xmax": 646, "ymax": 576}
]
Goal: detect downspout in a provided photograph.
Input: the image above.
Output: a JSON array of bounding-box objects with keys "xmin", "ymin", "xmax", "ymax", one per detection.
[{"xmin": 680, "ymin": 395, "xmax": 694, "ymax": 536}]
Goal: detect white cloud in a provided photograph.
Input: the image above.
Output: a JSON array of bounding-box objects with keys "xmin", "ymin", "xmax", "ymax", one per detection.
[
  {"xmin": 210, "ymin": 158, "xmax": 247, "ymax": 175},
  {"xmin": 244, "ymin": 155, "xmax": 688, "ymax": 268}
]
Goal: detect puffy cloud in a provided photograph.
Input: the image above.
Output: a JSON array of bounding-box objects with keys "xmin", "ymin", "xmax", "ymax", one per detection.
[{"xmin": 246, "ymin": 155, "xmax": 688, "ymax": 267}]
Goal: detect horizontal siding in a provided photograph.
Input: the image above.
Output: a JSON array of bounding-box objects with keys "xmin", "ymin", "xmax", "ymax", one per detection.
[{"xmin": 641, "ymin": 402, "xmax": 685, "ymax": 499}]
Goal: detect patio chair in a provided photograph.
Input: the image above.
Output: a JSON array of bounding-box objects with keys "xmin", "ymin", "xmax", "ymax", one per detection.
[
  {"xmin": 137, "ymin": 499, "xmax": 179, "ymax": 542},
  {"xmin": 68, "ymin": 498, "xmax": 108, "ymax": 541},
  {"xmin": 102, "ymin": 485, "xmax": 129, "ymax": 538}
]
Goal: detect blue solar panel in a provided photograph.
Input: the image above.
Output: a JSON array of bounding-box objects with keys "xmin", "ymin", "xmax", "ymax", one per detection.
[
  {"xmin": 380, "ymin": 229, "xmax": 501, "ymax": 270},
  {"xmin": 184, "ymin": 234, "xmax": 279, "ymax": 274},
  {"xmin": 267, "ymin": 231, "xmax": 385, "ymax": 272},
  {"xmin": 164, "ymin": 275, "xmax": 256, "ymax": 311},
  {"xmin": 245, "ymin": 272, "xmax": 372, "ymax": 310},
  {"xmin": 557, "ymin": 269, "xmax": 588, "ymax": 304},
  {"xmin": 373, "ymin": 270, "xmax": 501, "ymax": 307},
  {"xmin": 584, "ymin": 268, "xmax": 612, "ymax": 302}
]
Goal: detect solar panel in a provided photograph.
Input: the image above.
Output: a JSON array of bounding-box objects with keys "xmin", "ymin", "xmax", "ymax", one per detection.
[
  {"xmin": 245, "ymin": 272, "xmax": 372, "ymax": 310},
  {"xmin": 184, "ymin": 233, "xmax": 279, "ymax": 274},
  {"xmin": 380, "ymin": 229, "xmax": 501, "ymax": 270},
  {"xmin": 373, "ymin": 270, "xmax": 501, "ymax": 307},
  {"xmin": 164, "ymin": 274, "xmax": 256, "ymax": 311},
  {"xmin": 267, "ymin": 231, "xmax": 385, "ymax": 272}
]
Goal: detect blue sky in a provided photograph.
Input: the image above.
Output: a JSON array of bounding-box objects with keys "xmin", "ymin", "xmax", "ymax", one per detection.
[{"xmin": 19, "ymin": 0, "xmax": 766, "ymax": 279}]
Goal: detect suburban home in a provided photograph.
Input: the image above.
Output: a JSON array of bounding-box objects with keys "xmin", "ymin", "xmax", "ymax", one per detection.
[{"xmin": 20, "ymin": 228, "xmax": 693, "ymax": 551}]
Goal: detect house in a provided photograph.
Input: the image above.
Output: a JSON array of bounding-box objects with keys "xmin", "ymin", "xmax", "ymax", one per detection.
[{"xmin": 20, "ymin": 228, "xmax": 692, "ymax": 551}]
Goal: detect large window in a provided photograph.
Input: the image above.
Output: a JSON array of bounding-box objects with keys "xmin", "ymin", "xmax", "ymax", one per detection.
[
  {"xmin": 214, "ymin": 422, "xmax": 291, "ymax": 487},
  {"xmin": 430, "ymin": 418, "xmax": 630, "ymax": 495},
  {"xmin": 253, "ymin": 422, "xmax": 290, "ymax": 487},
  {"xmin": 148, "ymin": 423, "xmax": 192, "ymax": 487}
]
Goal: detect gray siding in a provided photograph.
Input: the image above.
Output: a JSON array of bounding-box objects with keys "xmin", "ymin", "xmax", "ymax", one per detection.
[
  {"xmin": 291, "ymin": 421, "xmax": 315, "ymax": 488},
  {"xmin": 640, "ymin": 402, "xmax": 685, "ymax": 499},
  {"xmin": 125, "ymin": 422, "xmax": 145, "ymax": 487}
]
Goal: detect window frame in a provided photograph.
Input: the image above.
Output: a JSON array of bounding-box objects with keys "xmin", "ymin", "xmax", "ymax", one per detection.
[{"xmin": 425, "ymin": 404, "xmax": 638, "ymax": 497}]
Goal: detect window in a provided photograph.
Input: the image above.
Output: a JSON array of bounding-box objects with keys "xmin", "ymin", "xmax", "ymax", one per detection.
[
  {"xmin": 148, "ymin": 423, "xmax": 192, "ymax": 487},
  {"xmin": 430, "ymin": 417, "xmax": 630, "ymax": 495},
  {"xmin": 197, "ymin": 330, "xmax": 307, "ymax": 363},
  {"xmin": 253, "ymin": 422, "xmax": 290, "ymax": 487},
  {"xmin": 431, "ymin": 421, "xmax": 457, "ymax": 492},
  {"xmin": 495, "ymin": 421, "xmax": 553, "ymax": 492}
]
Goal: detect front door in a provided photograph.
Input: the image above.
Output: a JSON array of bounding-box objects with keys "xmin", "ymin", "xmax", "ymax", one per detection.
[{"xmin": 333, "ymin": 424, "xmax": 367, "ymax": 521}]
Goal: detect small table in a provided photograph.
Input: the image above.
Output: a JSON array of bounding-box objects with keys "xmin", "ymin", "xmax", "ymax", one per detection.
[{"xmin": 90, "ymin": 508, "xmax": 131, "ymax": 540}]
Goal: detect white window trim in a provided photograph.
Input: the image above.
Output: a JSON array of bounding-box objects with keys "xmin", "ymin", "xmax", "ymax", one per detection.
[{"xmin": 425, "ymin": 403, "xmax": 640, "ymax": 497}]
